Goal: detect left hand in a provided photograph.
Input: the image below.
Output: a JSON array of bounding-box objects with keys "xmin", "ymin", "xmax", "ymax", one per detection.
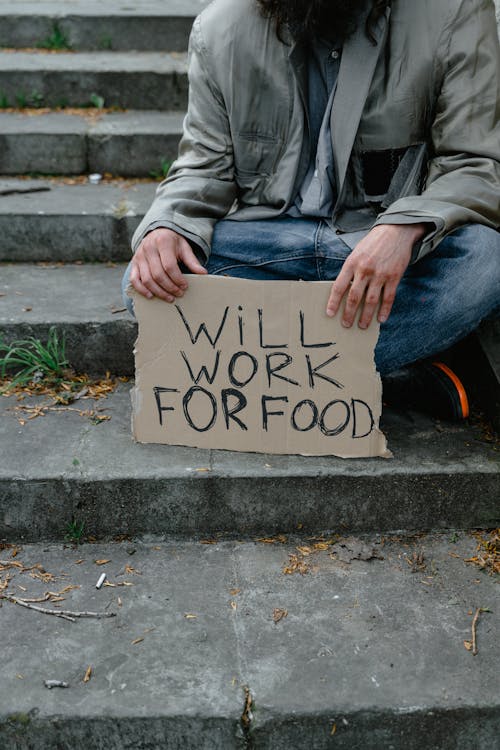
[{"xmin": 326, "ymin": 223, "xmax": 428, "ymax": 329}]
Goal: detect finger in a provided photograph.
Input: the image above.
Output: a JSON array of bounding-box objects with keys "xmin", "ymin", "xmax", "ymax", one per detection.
[
  {"xmin": 148, "ymin": 251, "xmax": 184, "ymax": 297},
  {"xmin": 342, "ymin": 278, "xmax": 368, "ymax": 328},
  {"xmin": 326, "ymin": 266, "xmax": 354, "ymax": 317},
  {"xmin": 129, "ymin": 262, "xmax": 153, "ymax": 299},
  {"xmin": 179, "ymin": 241, "xmax": 208, "ymax": 275},
  {"xmin": 378, "ymin": 281, "xmax": 398, "ymax": 323},
  {"xmin": 358, "ymin": 282, "xmax": 383, "ymax": 330},
  {"xmin": 136, "ymin": 258, "xmax": 175, "ymax": 303}
]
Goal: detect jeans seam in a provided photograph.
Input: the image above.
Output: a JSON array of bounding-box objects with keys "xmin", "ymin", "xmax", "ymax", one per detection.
[{"xmin": 209, "ymin": 254, "xmax": 317, "ymax": 275}]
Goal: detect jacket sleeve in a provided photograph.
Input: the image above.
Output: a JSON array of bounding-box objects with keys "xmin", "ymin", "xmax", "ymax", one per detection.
[
  {"xmin": 131, "ymin": 16, "xmax": 237, "ymax": 257},
  {"xmin": 374, "ymin": 0, "xmax": 500, "ymax": 261}
]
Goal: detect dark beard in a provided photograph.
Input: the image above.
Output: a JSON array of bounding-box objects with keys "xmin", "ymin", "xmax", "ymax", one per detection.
[{"xmin": 259, "ymin": 0, "xmax": 368, "ymax": 43}]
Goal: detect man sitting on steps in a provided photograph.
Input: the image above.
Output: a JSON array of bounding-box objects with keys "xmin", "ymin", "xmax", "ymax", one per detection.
[{"xmin": 123, "ymin": 0, "xmax": 500, "ymax": 421}]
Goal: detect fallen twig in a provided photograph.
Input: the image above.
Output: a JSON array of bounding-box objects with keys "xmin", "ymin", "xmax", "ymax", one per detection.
[{"xmin": 2, "ymin": 594, "xmax": 116, "ymax": 622}]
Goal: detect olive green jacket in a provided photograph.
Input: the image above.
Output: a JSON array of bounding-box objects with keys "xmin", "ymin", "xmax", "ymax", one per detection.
[{"xmin": 132, "ymin": 0, "xmax": 500, "ymax": 261}]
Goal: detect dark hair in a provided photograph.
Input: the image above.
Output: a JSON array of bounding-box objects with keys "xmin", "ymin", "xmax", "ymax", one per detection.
[{"xmin": 256, "ymin": 0, "xmax": 391, "ymax": 45}]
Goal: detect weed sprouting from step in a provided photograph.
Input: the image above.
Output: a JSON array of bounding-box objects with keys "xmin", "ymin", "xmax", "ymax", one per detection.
[
  {"xmin": 64, "ymin": 519, "xmax": 85, "ymax": 544},
  {"xmin": 0, "ymin": 327, "xmax": 70, "ymax": 391},
  {"xmin": 37, "ymin": 23, "xmax": 72, "ymax": 51},
  {"xmin": 149, "ymin": 159, "xmax": 172, "ymax": 180},
  {"xmin": 89, "ymin": 93, "xmax": 105, "ymax": 109},
  {"xmin": 0, "ymin": 93, "xmax": 9, "ymax": 108},
  {"xmin": 98, "ymin": 35, "xmax": 113, "ymax": 50}
]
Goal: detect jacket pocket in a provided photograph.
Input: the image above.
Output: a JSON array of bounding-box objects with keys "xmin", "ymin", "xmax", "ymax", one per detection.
[
  {"xmin": 361, "ymin": 143, "xmax": 429, "ymax": 205},
  {"xmin": 233, "ymin": 132, "xmax": 283, "ymax": 178}
]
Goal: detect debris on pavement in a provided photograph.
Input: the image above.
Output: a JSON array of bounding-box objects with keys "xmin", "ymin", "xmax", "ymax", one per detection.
[{"xmin": 44, "ymin": 680, "xmax": 69, "ymax": 689}]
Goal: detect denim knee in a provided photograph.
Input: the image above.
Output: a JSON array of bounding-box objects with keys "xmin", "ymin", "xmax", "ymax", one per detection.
[{"xmin": 121, "ymin": 261, "xmax": 135, "ymax": 317}]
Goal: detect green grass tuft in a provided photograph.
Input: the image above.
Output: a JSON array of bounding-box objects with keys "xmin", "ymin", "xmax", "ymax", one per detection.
[{"xmin": 0, "ymin": 327, "xmax": 70, "ymax": 391}]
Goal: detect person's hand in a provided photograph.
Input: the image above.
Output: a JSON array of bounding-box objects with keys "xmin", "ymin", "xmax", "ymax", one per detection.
[
  {"xmin": 130, "ymin": 227, "xmax": 207, "ymax": 302},
  {"xmin": 326, "ymin": 223, "xmax": 428, "ymax": 329}
]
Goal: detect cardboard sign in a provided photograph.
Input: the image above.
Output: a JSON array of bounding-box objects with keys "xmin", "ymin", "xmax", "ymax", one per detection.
[{"xmin": 131, "ymin": 276, "xmax": 389, "ymax": 458}]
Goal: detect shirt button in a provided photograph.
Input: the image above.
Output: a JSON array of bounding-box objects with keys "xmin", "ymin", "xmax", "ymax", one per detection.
[{"xmin": 331, "ymin": 50, "xmax": 340, "ymax": 59}]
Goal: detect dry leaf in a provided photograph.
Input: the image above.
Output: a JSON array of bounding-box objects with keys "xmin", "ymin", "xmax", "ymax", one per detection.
[
  {"xmin": 296, "ymin": 546, "xmax": 312, "ymax": 556},
  {"xmin": 117, "ymin": 597, "xmax": 122, "ymax": 607},
  {"xmin": 273, "ymin": 608, "xmax": 288, "ymax": 623},
  {"xmin": 230, "ymin": 601, "xmax": 237, "ymax": 610},
  {"xmin": 16, "ymin": 674, "xmax": 24, "ymax": 680},
  {"xmin": 83, "ymin": 666, "xmax": 92, "ymax": 683},
  {"xmin": 331, "ymin": 723, "xmax": 337, "ymax": 736},
  {"xmin": 184, "ymin": 613, "xmax": 197, "ymax": 620},
  {"xmin": 74, "ymin": 560, "xmax": 84, "ymax": 565},
  {"xmin": 195, "ymin": 467, "xmax": 210, "ymax": 472},
  {"xmin": 131, "ymin": 637, "xmax": 144, "ymax": 645},
  {"xmin": 230, "ymin": 588, "xmax": 241, "ymax": 596},
  {"xmin": 124, "ymin": 565, "xmax": 141, "ymax": 575},
  {"xmin": 95, "ymin": 559, "xmax": 111, "ymax": 565},
  {"xmin": 464, "ymin": 640, "xmax": 473, "ymax": 651}
]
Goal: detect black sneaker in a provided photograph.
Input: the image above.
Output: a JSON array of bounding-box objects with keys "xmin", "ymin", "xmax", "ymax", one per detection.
[{"xmin": 382, "ymin": 361, "xmax": 469, "ymax": 421}]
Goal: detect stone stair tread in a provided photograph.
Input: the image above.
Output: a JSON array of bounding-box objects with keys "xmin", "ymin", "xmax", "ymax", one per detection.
[
  {"xmin": 0, "ymin": 109, "xmax": 184, "ymax": 134},
  {"xmin": 1, "ymin": 377, "xmax": 498, "ymax": 538},
  {"xmin": 0, "ymin": 111, "xmax": 184, "ymax": 176},
  {"xmin": 0, "ymin": 534, "xmax": 498, "ymax": 748},
  {"xmin": 0, "ymin": 0, "xmax": 207, "ymax": 16},
  {"xmin": 0, "ymin": 52, "xmax": 188, "ymax": 110},
  {"xmin": 0, "ymin": 184, "xmax": 152, "ymax": 262},
  {"xmin": 0, "ymin": 50, "xmax": 187, "ymax": 71}
]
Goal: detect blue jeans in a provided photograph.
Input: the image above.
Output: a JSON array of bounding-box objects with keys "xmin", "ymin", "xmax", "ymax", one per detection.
[{"xmin": 122, "ymin": 219, "xmax": 499, "ymax": 375}]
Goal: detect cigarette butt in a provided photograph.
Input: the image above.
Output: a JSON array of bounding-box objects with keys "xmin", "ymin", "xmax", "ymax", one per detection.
[{"xmin": 96, "ymin": 573, "xmax": 106, "ymax": 589}]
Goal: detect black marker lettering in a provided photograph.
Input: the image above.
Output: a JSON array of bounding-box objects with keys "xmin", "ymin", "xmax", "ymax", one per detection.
[
  {"xmin": 261, "ymin": 395, "xmax": 288, "ymax": 431},
  {"xmin": 351, "ymin": 398, "xmax": 375, "ymax": 439},
  {"xmin": 181, "ymin": 350, "xmax": 221, "ymax": 385},
  {"xmin": 238, "ymin": 306, "xmax": 244, "ymax": 347},
  {"xmin": 228, "ymin": 351, "xmax": 258, "ymax": 388},
  {"xmin": 258, "ymin": 309, "xmax": 287, "ymax": 349},
  {"xmin": 153, "ymin": 387, "xmax": 179, "ymax": 427},
  {"xmin": 306, "ymin": 353, "xmax": 343, "ymax": 389},
  {"xmin": 221, "ymin": 388, "xmax": 248, "ymax": 431},
  {"xmin": 175, "ymin": 305, "xmax": 229, "ymax": 348},
  {"xmin": 291, "ymin": 399, "xmax": 318, "ymax": 432},
  {"xmin": 266, "ymin": 352, "xmax": 299, "ymax": 388},
  {"xmin": 319, "ymin": 400, "xmax": 350, "ymax": 437},
  {"xmin": 299, "ymin": 311, "xmax": 334, "ymax": 348},
  {"xmin": 182, "ymin": 386, "xmax": 217, "ymax": 432}
]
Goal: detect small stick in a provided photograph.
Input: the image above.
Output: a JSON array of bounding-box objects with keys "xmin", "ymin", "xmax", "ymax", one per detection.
[
  {"xmin": 2, "ymin": 594, "xmax": 116, "ymax": 621},
  {"xmin": 472, "ymin": 607, "xmax": 481, "ymax": 656}
]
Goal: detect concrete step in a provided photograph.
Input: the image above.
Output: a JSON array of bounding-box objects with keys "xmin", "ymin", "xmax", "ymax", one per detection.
[
  {"xmin": 0, "ymin": 535, "xmax": 498, "ymax": 749},
  {"xmin": 0, "ymin": 0, "xmax": 208, "ymax": 51},
  {"xmin": 0, "ymin": 181, "xmax": 155, "ymax": 262},
  {"xmin": 0, "ymin": 51, "xmax": 188, "ymax": 110},
  {"xmin": 0, "ymin": 111, "xmax": 184, "ymax": 176},
  {"xmin": 1, "ymin": 380, "xmax": 499, "ymax": 541},
  {"xmin": 0, "ymin": 263, "xmax": 134, "ymax": 373}
]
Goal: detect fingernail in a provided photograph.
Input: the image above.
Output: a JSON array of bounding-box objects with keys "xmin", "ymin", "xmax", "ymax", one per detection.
[
  {"xmin": 379, "ymin": 315, "xmax": 387, "ymax": 323},
  {"xmin": 146, "ymin": 292, "xmax": 153, "ymax": 299},
  {"xmin": 326, "ymin": 308, "xmax": 334, "ymax": 318},
  {"xmin": 359, "ymin": 322, "xmax": 367, "ymax": 330}
]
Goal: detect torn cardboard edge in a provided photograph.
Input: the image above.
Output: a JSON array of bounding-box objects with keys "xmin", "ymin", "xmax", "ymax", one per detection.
[{"xmin": 130, "ymin": 276, "xmax": 391, "ymax": 458}]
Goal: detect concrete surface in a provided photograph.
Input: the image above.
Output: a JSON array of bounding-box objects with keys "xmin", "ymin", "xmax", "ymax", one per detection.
[
  {"xmin": 0, "ymin": 185, "xmax": 155, "ymax": 261},
  {"xmin": 0, "ymin": 111, "xmax": 184, "ymax": 176},
  {"xmin": 0, "ymin": 52, "xmax": 188, "ymax": 110},
  {"xmin": 0, "ymin": 383, "xmax": 498, "ymax": 541},
  {"xmin": 0, "ymin": 534, "xmax": 498, "ymax": 748},
  {"xmin": 0, "ymin": 1, "xmax": 208, "ymax": 51}
]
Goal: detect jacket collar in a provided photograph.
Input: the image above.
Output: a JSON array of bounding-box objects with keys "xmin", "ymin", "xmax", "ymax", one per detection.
[
  {"xmin": 287, "ymin": 7, "xmax": 391, "ymax": 195},
  {"xmin": 332, "ymin": 6, "xmax": 391, "ymax": 193}
]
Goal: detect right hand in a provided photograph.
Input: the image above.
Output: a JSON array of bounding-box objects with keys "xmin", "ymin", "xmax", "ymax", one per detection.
[{"xmin": 130, "ymin": 227, "xmax": 207, "ymax": 302}]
